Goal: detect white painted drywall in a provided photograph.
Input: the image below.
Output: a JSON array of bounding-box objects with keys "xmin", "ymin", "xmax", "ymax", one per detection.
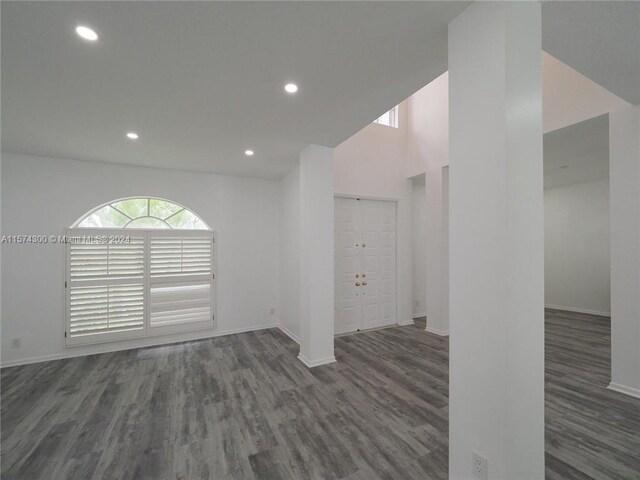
[
  {"xmin": 448, "ymin": 2, "xmax": 544, "ymax": 478},
  {"xmin": 334, "ymin": 105, "xmax": 408, "ymax": 197},
  {"xmin": 609, "ymin": 105, "xmax": 640, "ymax": 398},
  {"xmin": 441, "ymin": 166, "xmax": 449, "ymax": 333},
  {"xmin": 544, "ymin": 179, "xmax": 610, "ymax": 316},
  {"xmin": 406, "ymin": 73, "xmax": 449, "ymax": 179},
  {"xmin": 542, "ymin": 53, "xmax": 629, "ymax": 134},
  {"xmin": 411, "ymin": 182, "xmax": 427, "ymax": 317},
  {"xmin": 0, "ymin": 154, "xmax": 2, "ymax": 351},
  {"xmin": 406, "ymin": 72, "xmax": 450, "ymax": 335},
  {"xmin": 298, "ymin": 145, "xmax": 335, "ymax": 367},
  {"xmin": 0, "ymin": 153, "xmax": 280, "ymax": 367},
  {"xmin": 278, "ymin": 166, "xmax": 301, "ymax": 343},
  {"xmin": 401, "ymin": 56, "xmax": 628, "ymax": 337},
  {"xmin": 333, "ymin": 104, "xmax": 414, "ymax": 326}
]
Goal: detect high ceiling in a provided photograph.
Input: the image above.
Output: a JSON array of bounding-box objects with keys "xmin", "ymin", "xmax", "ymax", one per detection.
[
  {"xmin": 543, "ymin": 53, "xmax": 628, "ymax": 134},
  {"xmin": 544, "ymin": 114, "xmax": 609, "ymax": 189},
  {"xmin": 1, "ymin": 1, "xmax": 470, "ymax": 179},
  {"xmin": 2, "ymin": 2, "xmax": 638, "ymax": 180},
  {"xmin": 542, "ymin": 1, "xmax": 640, "ymax": 105}
]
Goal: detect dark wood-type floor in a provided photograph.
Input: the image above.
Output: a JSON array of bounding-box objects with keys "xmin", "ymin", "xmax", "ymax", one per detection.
[
  {"xmin": 544, "ymin": 309, "xmax": 640, "ymax": 480},
  {"xmin": 1, "ymin": 310, "xmax": 639, "ymax": 479}
]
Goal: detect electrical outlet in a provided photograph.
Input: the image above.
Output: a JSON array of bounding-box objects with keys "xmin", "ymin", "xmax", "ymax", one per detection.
[
  {"xmin": 11, "ymin": 338, "xmax": 22, "ymax": 349},
  {"xmin": 472, "ymin": 451, "xmax": 488, "ymax": 480}
]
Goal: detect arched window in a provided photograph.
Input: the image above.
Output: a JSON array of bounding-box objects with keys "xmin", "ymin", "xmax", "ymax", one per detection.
[
  {"xmin": 72, "ymin": 197, "xmax": 209, "ymax": 230},
  {"xmin": 65, "ymin": 197, "xmax": 215, "ymax": 346}
]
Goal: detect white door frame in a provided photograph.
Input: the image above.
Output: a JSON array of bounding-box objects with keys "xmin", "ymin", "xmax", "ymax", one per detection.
[{"xmin": 334, "ymin": 193, "xmax": 402, "ymax": 330}]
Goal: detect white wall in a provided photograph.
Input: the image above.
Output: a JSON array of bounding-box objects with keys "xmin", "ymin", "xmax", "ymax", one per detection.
[
  {"xmin": 406, "ymin": 73, "xmax": 449, "ymax": 179},
  {"xmin": 278, "ymin": 166, "xmax": 301, "ymax": 342},
  {"xmin": 0, "ymin": 154, "xmax": 2, "ymax": 351},
  {"xmin": 448, "ymin": 2, "xmax": 545, "ymax": 478},
  {"xmin": 406, "ymin": 72, "xmax": 450, "ymax": 335},
  {"xmin": 542, "ymin": 53, "xmax": 629, "ymax": 134},
  {"xmin": 1, "ymin": 153, "xmax": 280, "ymax": 367},
  {"xmin": 334, "ymin": 104, "xmax": 408, "ymax": 197},
  {"xmin": 609, "ymin": 104, "xmax": 640, "ymax": 398},
  {"xmin": 298, "ymin": 145, "xmax": 335, "ymax": 367},
  {"xmin": 441, "ymin": 166, "xmax": 449, "ymax": 331},
  {"xmin": 333, "ymin": 103, "xmax": 414, "ymax": 326},
  {"xmin": 544, "ymin": 179, "xmax": 610, "ymax": 316},
  {"xmin": 332, "ymin": 84, "xmax": 451, "ymax": 331},
  {"xmin": 411, "ymin": 181, "xmax": 427, "ymax": 317}
]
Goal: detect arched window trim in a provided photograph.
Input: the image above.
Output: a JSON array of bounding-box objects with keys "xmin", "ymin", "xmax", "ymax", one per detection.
[
  {"xmin": 70, "ymin": 196, "xmax": 211, "ymax": 230},
  {"xmin": 122, "ymin": 216, "xmax": 171, "ymax": 229}
]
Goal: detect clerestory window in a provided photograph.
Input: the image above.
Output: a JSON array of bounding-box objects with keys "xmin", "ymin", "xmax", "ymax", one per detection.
[{"xmin": 373, "ymin": 105, "xmax": 399, "ymax": 128}]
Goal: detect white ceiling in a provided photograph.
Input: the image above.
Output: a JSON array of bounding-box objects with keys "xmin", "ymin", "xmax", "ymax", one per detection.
[
  {"xmin": 543, "ymin": 53, "xmax": 628, "ymax": 134},
  {"xmin": 544, "ymin": 114, "xmax": 609, "ymax": 189},
  {"xmin": 3, "ymin": 2, "xmax": 637, "ymax": 180},
  {"xmin": 542, "ymin": 1, "xmax": 640, "ymax": 105},
  {"xmin": 1, "ymin": 1, "xmax": 470, "ymax": 179}
]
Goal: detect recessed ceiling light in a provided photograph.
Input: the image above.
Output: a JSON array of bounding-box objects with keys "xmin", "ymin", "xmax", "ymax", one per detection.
[
  {"xmin": 284, "ymin": 83, "xmax": 298, "ymax": 94},
  {"xmin": 245, "ymin": 150, "xmax": 254, "ymax": 156},
  {"xmin": 75, "ymin": 26, "xmax": 99, "ymax": 42},
  {"xmin": 126, "ymin": 132, "xmax": 139, "ymax": 140}
]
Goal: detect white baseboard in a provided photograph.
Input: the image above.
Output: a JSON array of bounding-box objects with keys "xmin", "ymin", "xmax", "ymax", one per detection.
[
  {"xmin": 1, "ymin": 323, "xmax": 279, "ymax": 369},
  {"xmin": 397, "ymin": 319, "xmax": 415, "ymax": 326},
  {"xmin": 545, "ymin": 304, "xmax": 610, "ymax": 318},
  {"xmin": 278, "ymin": 324, "xmax": 300, "ymax": 344},
  {"xmin": 607, "ymin": 382, "xmax": 640, "ymax": 399},
  {"xmin": 412, "ymin": 312, "xmax": 426, "ymax": 319},
  {"xmin": 297, "ymin": 353, "xmax": 336, "ymax": 368},
  {"xmin": 425, "ymin": 326, "xmax": 449, "ymax": 337}
]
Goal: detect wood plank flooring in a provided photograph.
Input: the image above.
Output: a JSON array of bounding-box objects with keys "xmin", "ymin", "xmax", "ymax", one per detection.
[
  {"xmin": 1, "ymin": 310, "xmax": 639, "ymax": 479},
  {"xmin": 544, "ymin": 309, "xmax": 640, "ymax": 480}
]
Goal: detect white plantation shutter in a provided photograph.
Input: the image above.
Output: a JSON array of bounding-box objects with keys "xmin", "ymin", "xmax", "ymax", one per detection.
[
  {"xmin": 66, "ymin": 229, "xmax": 146, "ymax": 345},
  {"xmin": 149, "ymin": 232, "xmax": 214, "ymax": 333},
  {"xmin": 65, "ymin": 228, "xmax": 215, "ymax": 346}
]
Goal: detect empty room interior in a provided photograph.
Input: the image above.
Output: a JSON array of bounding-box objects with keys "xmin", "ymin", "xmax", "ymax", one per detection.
[{"xmin": 1, "ymin": 2, "xmax": 639, "ymax": 480}]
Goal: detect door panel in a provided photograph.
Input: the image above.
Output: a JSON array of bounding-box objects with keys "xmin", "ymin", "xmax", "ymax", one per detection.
[
  {"xmin": 334, "ymin": 198, "xmax": 396, "ymax": 334},
  {"xmin": 334, "ymin": 197, "xmax": 362, "ymax": 334},
  {"xmin": 360, "ymin": 200, "xmax": 396, "ymax": 329}
]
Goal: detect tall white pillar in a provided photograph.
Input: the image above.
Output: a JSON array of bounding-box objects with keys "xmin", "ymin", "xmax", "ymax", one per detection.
[
  {"xmin": 448, "ymin": 2, "xmax": 544, "ymax": 479},
  {"xmin": 298, "ymin": 144, "xmax": 336, "ymax": 368},
  {"xmin": 609, "ymin": 105, "xmax": 640, "ymax": 398},
  {"xmin": 441, "ymin": 166, "xmax": 449, "ymax": 333},
  {"xmin": 425, "ymin": 165, "xmax": 448, "ymax": 336}
]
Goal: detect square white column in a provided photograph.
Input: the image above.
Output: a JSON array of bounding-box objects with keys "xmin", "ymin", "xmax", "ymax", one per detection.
[
  {"xmin": 448, "ymin": 2, "xmax": 544, "ymax": 478},
  {"xmin": 609, "ymin": 105, "xmax": 640, "ymax": 399},
  {"xmin": 298, "ymin": 144, "xmax": 336, "ymax": 368}
]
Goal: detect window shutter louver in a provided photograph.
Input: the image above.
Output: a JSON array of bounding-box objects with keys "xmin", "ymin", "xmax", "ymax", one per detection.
[
  {"xmin": 66, "ymin": 230, "xmax": 146, "ymax": 344},
  {"xmin": 148, "ymin": 232, "xmax": 214, "ymax": 332},
  {"xmin": 65, "ymin": 227, "xmax": 215, "ymax": 346}
]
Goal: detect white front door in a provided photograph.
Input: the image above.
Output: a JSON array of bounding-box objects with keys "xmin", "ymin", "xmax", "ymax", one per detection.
[
  {"xmin": 334, "ymin": 197, "xmax": 397, "ymax": 334},
  {"xmin": 334, "ymin": 197, "xmax": 362, "ymax": 334}
]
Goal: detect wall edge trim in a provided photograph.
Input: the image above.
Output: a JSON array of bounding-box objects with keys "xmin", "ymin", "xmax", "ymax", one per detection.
[
  {"xmin": 297, "ymin": 353, "xmax": 336, "ymax": 368},
  {"xmin": 278, "ymin": 324, "xmax": 300, "ymax": 344},
  {"xmin": 1, "ymin": 323, "xmax": 279, "ymax": 368},
  {"xmin": 545, "ymin": 304, "xmax": 611, "ymax": 318},
  {"xmin": 608, "ymin": 382, "xmax": 640, "ymax": 400}
]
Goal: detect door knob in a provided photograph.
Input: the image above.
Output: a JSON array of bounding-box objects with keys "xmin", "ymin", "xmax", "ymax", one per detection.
[{"xmin": 355, "ymin": 282, "xmax": 361, "ymax": 286}]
